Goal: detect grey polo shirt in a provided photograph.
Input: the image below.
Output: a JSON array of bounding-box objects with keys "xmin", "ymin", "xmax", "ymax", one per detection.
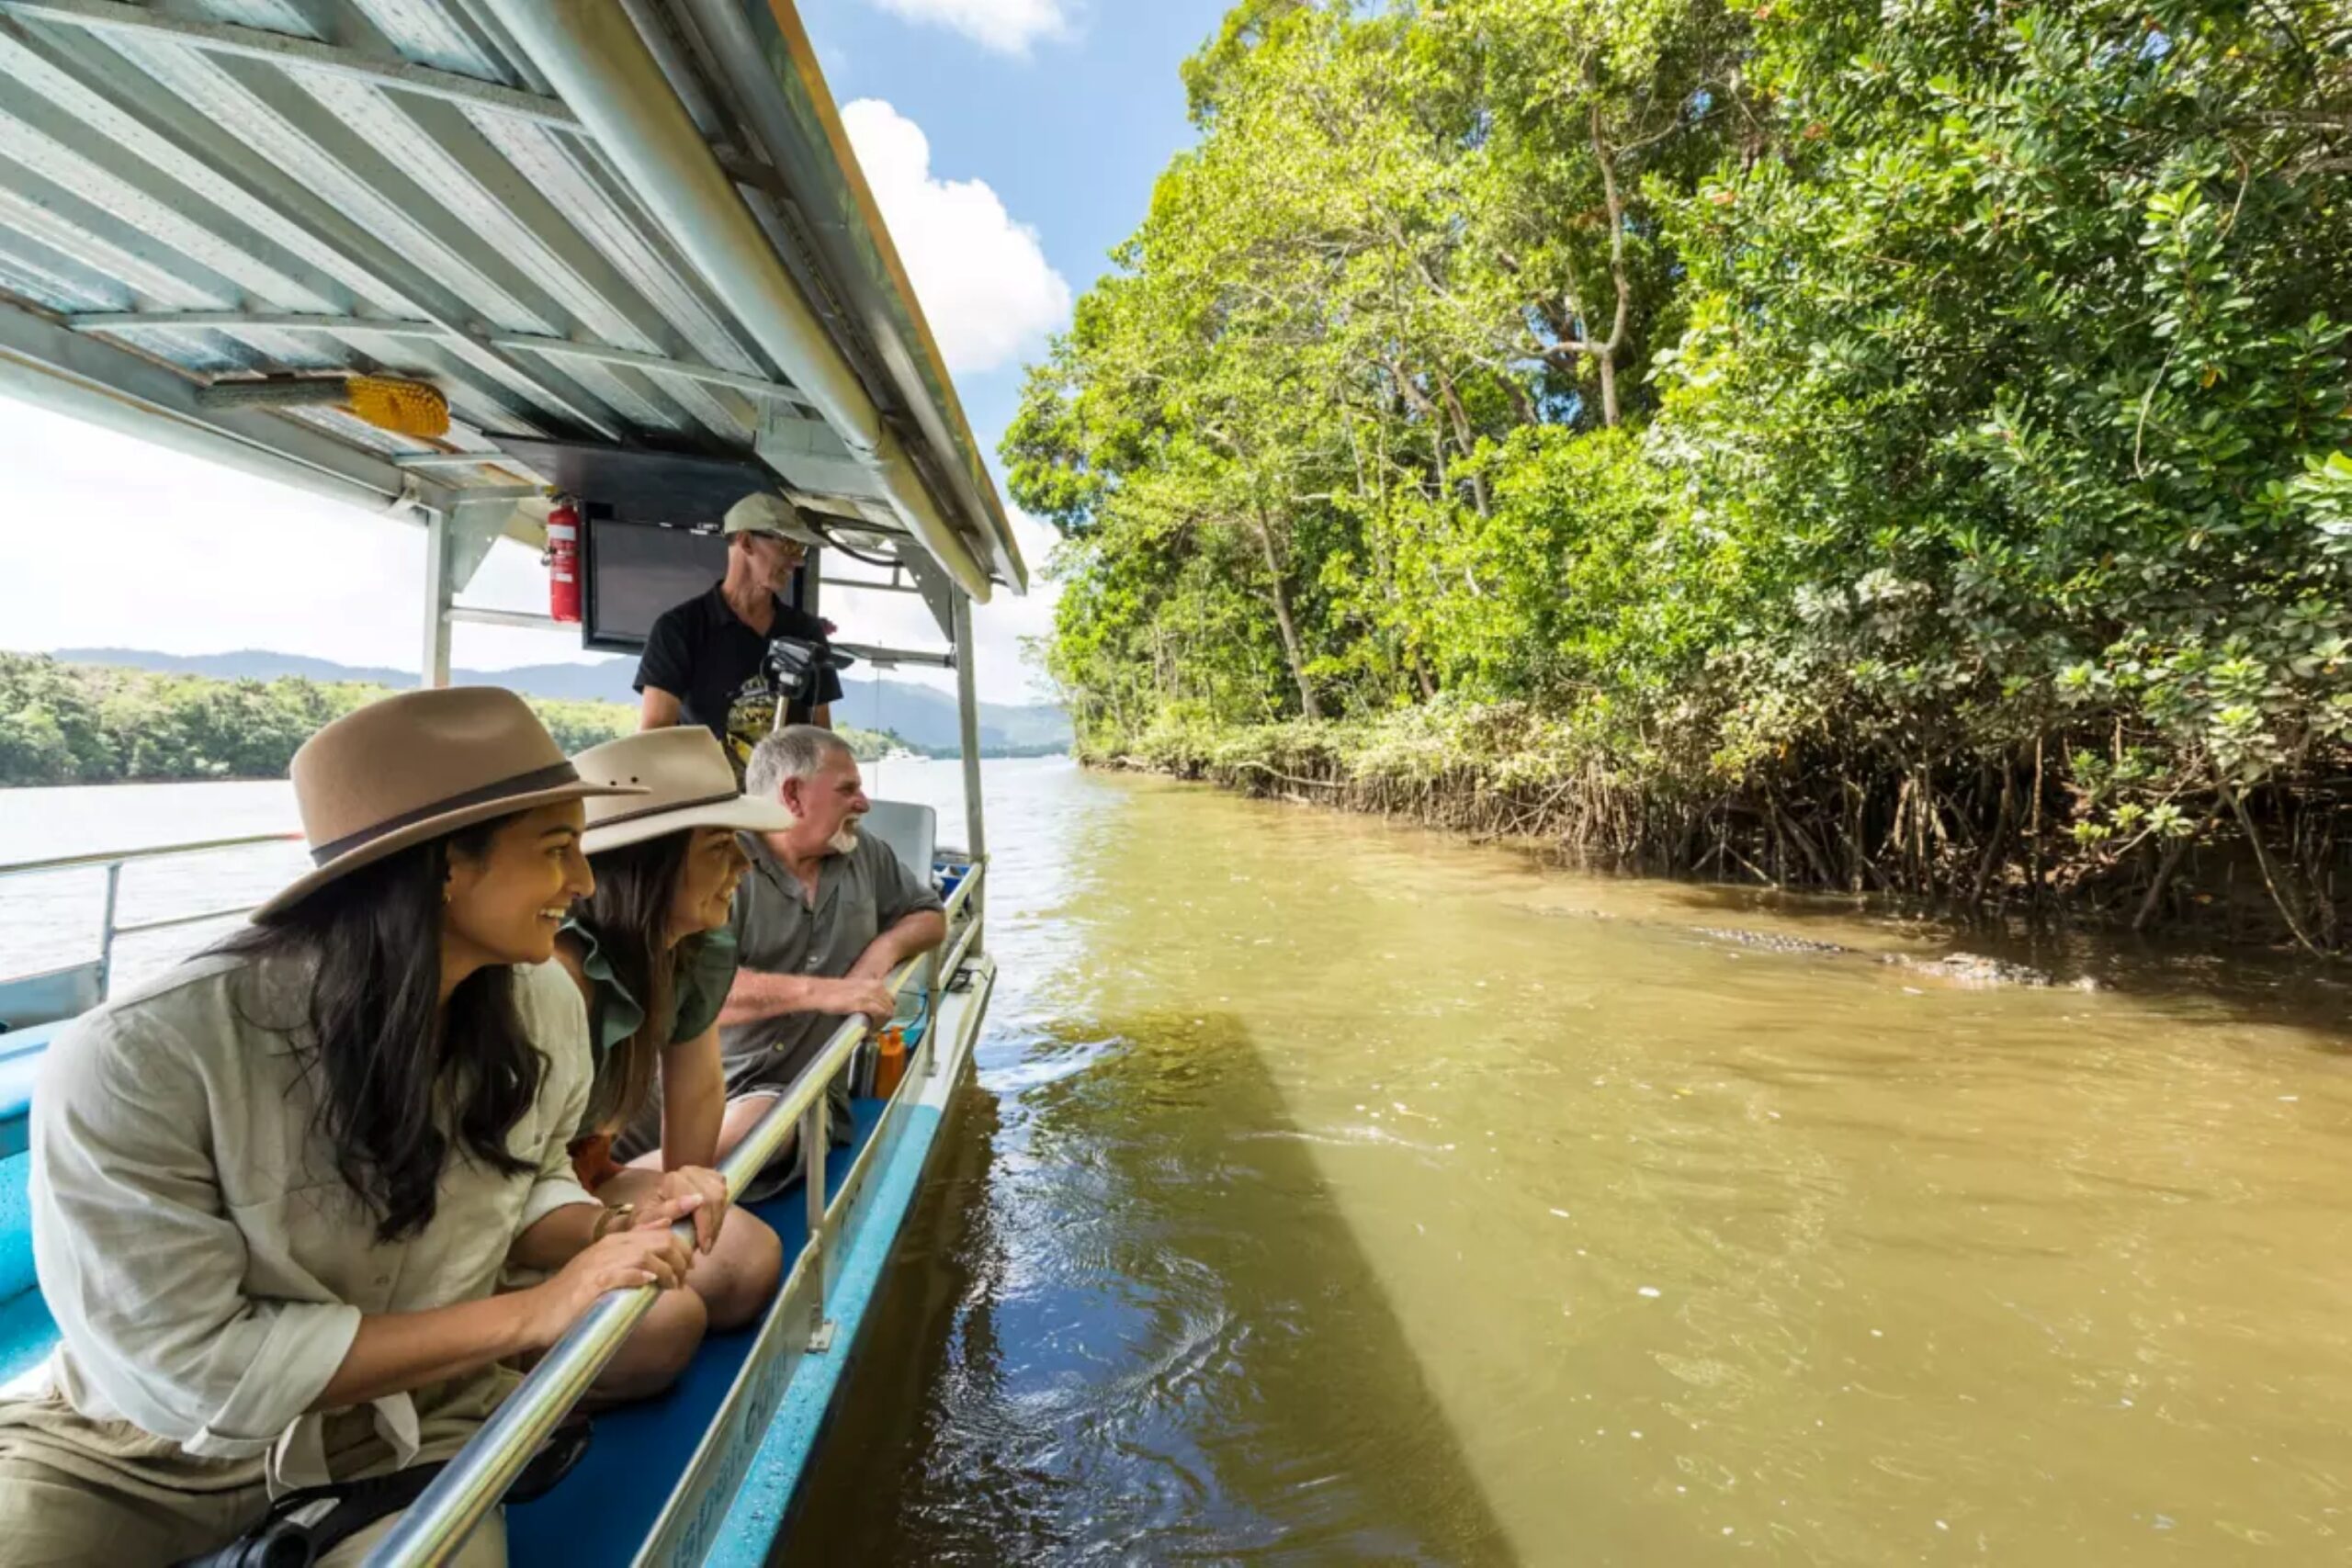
[{"xmin": 719, "ymin": 829, "xmax": 944, "ymax": 1109}]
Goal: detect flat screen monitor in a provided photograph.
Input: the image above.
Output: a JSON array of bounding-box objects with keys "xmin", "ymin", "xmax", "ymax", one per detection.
[{"xmin": 582, "ymin": 518, "xmax": 729, "ymax": 652}]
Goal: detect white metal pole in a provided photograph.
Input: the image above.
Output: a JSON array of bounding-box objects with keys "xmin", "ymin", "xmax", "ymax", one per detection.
[
  {"xmin": 421, "ymin": 507, "xmax": 454, "ymax": 690},
  {"xmin": 952, "ymin": 591, "xmax": 987, "ymax": 953}
]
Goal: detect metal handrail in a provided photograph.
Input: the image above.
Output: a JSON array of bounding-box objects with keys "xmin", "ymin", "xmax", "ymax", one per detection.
[
  {"xmin": 368, "ymin": 858, "xmax": 985, "ymax": 1567},
  {"xmin": 0, "ymin": 832, "xmax": 303, "ymax": 1000},
  {"xmin": 0, "ymin": 831, "xmax": 301, "ymax": 881}
]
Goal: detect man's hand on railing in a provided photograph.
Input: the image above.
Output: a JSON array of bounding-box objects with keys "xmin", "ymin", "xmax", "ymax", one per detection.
[
  {"xmin": 648, "ymin": 1166, "xmax": 731, "ymax": 1253},
  {"xmin": 519, "ymin": 1226, "xmax": 695, "ymax": 1350},
  {"xmin": 805, "ymin": 975, "xmax": 896, "ymax": 1029}
]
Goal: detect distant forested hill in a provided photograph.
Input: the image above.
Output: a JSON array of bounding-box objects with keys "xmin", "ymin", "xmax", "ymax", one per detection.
[
  {"xmin": 51, "ymin": 648, "xmax": 1070, "ymax": 756},
  {"xmin": 0, "ymin": 653, "xmax": 907, "ymax": 786}
]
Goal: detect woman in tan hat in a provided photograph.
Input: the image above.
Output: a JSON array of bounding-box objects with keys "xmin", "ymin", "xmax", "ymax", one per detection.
[
  {"xmin": 0, "ymin": 689, "xmax": 707, "ymax": 1567},
  {"xmin": 548, "ymin": 728, "xmax": 796, "ymax": 1369}
]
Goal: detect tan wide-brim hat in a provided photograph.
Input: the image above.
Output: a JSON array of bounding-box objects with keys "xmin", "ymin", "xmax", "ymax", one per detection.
[
  {"xmin": 574, "ymin": 727, "xmax": 797, "ymax": 856},
  {"xmin": 254, "ymin": 687, "xmax": 647, "ymax": 921},
  {"xmin": 721, "ymin": 491, "xmax": 823, "ymax": 548}
]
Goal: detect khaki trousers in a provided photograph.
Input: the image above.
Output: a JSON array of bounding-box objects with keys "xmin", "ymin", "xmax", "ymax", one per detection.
[{"xmin": 0, "ymin": 1380, "xmax": 512, "ymax": 1568}]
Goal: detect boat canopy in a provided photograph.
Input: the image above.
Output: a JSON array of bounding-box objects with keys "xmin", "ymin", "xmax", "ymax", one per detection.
[{"xmin": 0, "ymin": 0, "xmax": 1024, "ymax": 625}]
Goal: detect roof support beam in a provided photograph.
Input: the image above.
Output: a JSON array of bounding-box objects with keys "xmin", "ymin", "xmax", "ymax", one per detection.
[
  {"xmin": 679, "ymin": 0, "xmax": 1026, "ymax": 594},
  {"xmin": 1, "ymin": 21, "xmax": 625, "ymax": 439},
  {"xmin": 835, "ymin": 641, "xmax": 954, "ymax": 671},
  {"xmin": 0, "ymin": 0, "xmax": 580, "ymax": 130},
  {"xmin": 0, "ymin": 295, "xmax": 442, "ymax": 519},
  {"xmin": 481, "ymin": 0, "xmax": 992, "ymax": 603},
  {"xmin": 64, "ymin": 310, "xmax": 816, "ymax": 406}
]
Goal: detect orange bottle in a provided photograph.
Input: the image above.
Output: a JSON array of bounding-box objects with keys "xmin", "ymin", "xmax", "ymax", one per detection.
[{"xmin": 873, "ymin": 1024, "xmax": 909, "ymax": 1098}]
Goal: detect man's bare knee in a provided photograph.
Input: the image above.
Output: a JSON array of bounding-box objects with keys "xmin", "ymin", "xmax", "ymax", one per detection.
[
  {"xmin": 714, "ymin": 1094, "xmax": 784, "ymax": 1163},
  {"xmin": 694, "ymin": 1210, "xmax": 783, "ymax": 1331}
]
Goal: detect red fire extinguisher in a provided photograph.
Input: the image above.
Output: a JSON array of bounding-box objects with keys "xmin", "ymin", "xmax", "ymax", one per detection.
[{"xmin": 546, "ymin": 498, "xmax": 582, "ymax": 625}]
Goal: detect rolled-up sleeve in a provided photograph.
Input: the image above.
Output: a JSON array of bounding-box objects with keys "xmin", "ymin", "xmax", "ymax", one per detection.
[
  {"xmin": 520, "ymin": 1140, "xmax": 596, "ymax": 1233},
  {"xmin": 30, "ymin": 1013, "xmax": 358, "ymax": 1455}
]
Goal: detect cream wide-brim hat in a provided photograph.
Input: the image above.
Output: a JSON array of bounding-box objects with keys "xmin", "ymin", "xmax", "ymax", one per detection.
[
  {"xmin": 254, "ymin": 687, "xmax": 647, "ymax": 921},
  {"xmin": 573, "ymin": 727, "xmax": 797, "ymax": 857}
]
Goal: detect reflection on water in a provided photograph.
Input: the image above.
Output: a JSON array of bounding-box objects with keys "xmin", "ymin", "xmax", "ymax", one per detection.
[
  {"xmin": 789, "ymin": 766, "xmax": 2352, "ymax": 1565},
  {"xmin": 8, "ymin": 765, "xmax": 2352, "ymax": 1563}
]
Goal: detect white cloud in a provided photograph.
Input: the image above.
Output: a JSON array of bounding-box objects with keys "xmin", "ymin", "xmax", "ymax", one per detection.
[
  {"xmin": 842, "ymin": 98, "xmax": 1071, "ymax": 374},
  {"xmin": 866, "ymin": 0, "xmax": 1071, "ymax": 54}
]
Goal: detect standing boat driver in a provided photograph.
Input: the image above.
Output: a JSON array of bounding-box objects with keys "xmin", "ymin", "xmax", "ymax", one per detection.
[
  {"xmin": 708, "ymin": 727, "xmax": 945, "ymax": 1194},
  {"xmin": 0, "ymin": 690, "xmax": 713, "ymax": 1568},
  {"xmin": 635, "ymin": 491, "xmax": 846, "ymax": 779}
]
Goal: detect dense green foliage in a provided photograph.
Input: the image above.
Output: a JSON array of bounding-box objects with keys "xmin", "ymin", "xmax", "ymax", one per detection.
[
  {"xmin": 1012, "ymin": 0, "xmax": 2352, "ymax": 943},
  {"xmin": 0, "ymin": 655, "xmax": 902, "ymax": 785}
]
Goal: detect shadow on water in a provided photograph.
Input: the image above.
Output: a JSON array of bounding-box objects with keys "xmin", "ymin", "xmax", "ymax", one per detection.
[{"xmin": 781, "ymin": 1010, "xmax": 1514, "ymax": 1566}]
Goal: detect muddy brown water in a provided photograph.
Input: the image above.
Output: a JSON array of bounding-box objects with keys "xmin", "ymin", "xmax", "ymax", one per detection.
[
  {"xmin": 5, "ymin": 768, "xmax": 2347, "ymax": 1563},
  {"xmin": 783, "ymin": 763, "xmax": 2352, "ymax": 1565}
]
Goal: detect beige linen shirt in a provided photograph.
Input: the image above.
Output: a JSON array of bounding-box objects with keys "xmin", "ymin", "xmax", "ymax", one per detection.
[{"xmin": 24, "ymin": 952, "xmax": 596, "ymax": 1489}]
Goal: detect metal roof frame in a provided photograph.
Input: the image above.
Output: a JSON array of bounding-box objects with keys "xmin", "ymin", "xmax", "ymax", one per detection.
[{"xmin": 0, "ymin": 0, "xmax": 1023, "ymax": 613}]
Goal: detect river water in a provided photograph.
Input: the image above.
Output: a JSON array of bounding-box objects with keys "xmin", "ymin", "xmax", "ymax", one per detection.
[{"xmin": 6, "ymin": 761, "xmax": 2350, "ymax": 1564}]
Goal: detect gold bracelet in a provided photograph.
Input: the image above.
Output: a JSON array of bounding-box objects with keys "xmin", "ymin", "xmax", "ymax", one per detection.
[{"xmin": 589, "ymin": 1201, "xmax": 635, "ymax": 1243}]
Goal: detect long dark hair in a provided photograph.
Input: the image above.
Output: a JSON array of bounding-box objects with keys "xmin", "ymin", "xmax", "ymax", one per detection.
[
  {"xmin": 214, "ymin": 815, "xmax": 542, "ymax": 1243},
  {"xmin": 568, "ymin": 830, "xmax": 698, "ymax": 1134}
]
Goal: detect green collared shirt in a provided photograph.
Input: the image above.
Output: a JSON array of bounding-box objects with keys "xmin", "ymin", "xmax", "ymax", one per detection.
[{"xmin": 559, "ymin": 918, "xmax": 740, "ymax": 1137}]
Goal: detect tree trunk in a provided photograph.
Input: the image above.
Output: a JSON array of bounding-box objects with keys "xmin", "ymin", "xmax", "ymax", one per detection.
[
  {"xmin": 1589, "ymin": 102, "xmax": 1632, "ymax": 430},
  {"xmin": 1385, "ymin": 355, "xmax": 1452, "ymax": 498},
  {"xmin": 1436, "ymin": 371, "xmax": 1491, "ymax": 516},
  {"xmin": 1250, "ymin": 509, "xmax": 1321, "ymax": 721}
]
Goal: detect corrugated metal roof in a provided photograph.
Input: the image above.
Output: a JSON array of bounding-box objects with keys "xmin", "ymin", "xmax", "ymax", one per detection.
[{"xmin": 0, "ymin": 0, "xmax": 1021, "ymax": 595}]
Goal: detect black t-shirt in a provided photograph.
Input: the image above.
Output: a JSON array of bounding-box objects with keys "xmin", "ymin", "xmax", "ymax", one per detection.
[{"xmin": 634, "ymin": 584, "xmax": 846, "ymax": 776}]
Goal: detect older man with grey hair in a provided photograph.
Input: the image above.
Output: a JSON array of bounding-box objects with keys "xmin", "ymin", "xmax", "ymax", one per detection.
[{"xmin": 710, "ymin": 725, "xmax": 946, "ymax": 1185}]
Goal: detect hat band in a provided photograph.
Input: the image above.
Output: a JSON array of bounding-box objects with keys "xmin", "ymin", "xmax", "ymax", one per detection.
[
  {"xmin": 585, "ymin": 786, "xmax": 743, "ymax": 836},
  {"xmin": 309, "ymin": 760, "xmax": 585, "ymax": 865}
]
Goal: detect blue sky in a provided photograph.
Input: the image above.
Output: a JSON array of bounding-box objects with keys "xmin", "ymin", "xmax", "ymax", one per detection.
[
  {"xmin": 806, "ymin": 0, "xmax": 1229, "ymax": 441},
  {"xmin": 0, "ymin": 0, "xmax": 1231, "ymax": 704}
]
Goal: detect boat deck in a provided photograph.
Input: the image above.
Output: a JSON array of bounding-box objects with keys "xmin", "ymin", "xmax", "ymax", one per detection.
[
  {"xmin": 507, "ymin": 1099, "xmax": 888, "ymax": 1567},
  {"xmin": 0, "ymin": 952, "xmax": 992, "ymax": 1564}
]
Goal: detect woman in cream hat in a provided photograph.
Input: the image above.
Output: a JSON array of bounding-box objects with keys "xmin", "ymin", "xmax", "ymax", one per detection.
[
  {"xmin": 547, "ymin": 728, "xmax": 797, "ymax": 1369},
  {"xmin": 0, "ymin": 688, "xmax": 706, "ymax": 1566}
]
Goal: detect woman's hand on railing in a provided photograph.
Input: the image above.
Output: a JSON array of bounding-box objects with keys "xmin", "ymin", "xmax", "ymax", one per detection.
[
  {"xmin": 521, "ymin": 1226, "xmax": 695, "ymax": 1348},
  {"xmin": 649, "ymin": 1165, "xmax": 730, "ymax": 1253}
]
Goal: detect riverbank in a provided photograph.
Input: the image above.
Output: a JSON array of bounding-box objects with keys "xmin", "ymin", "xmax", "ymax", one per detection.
[
  {"xmin": 1099, "ymin": 704, "xmax": 2347, "ymax": 955},
  {"xmin": 1015, "ymin": 6, "xmax": 2352, "ymax": 962},
  {"xmin": 0, "ymin": 653, "xmax": 913, "ymax": 785}
]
